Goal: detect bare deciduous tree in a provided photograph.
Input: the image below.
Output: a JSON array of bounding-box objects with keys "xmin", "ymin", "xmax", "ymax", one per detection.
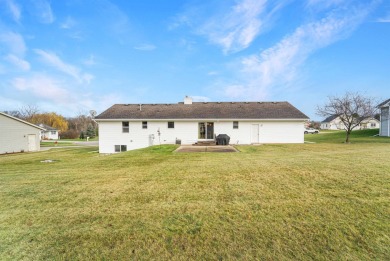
[
  {"xmin": 317, "ymin": 92, "xmax": 377, "ymax": 143},
  {"xmin": 18, "ymin": 105, "xmax": 40, "ymax": 121}
]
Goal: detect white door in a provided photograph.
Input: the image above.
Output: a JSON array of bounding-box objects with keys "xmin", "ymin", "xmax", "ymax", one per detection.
[
  {"xmin": 149, "ymin": 134, "xmax": 155, "ymax": 146},
  {"xmin": 28, "ymin": 134, "xmax": 36, "ymax": 151},
  {"xmin": 251, "ymin": 124, "xmax": 259, "ymax": 143}
]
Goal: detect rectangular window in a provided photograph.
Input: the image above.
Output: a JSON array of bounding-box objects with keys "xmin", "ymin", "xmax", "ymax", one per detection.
[
  {"xmin": 122, "ymin": 122, "xmax": 129, "ymax": 133},
  {"xmin": 115, "ymin": 145, "xmax": 127, "ymax": 152},
  {"xmin": 142, "ymin": 121, "xmax": 147, "ymax": 129},
  {"xmin": 168, "ymin": 122, "xmax": 174, "ymax": 128},
  {"xmin": 371, "ymin": 123, "xmax": 376, "ymax": 127},
  {"xmin": 51, "ymin": 131, "xmax": 56, "ymax": 135},
  {"xmin": 233, "ymin": 121, "xmax": 239, "ymax": 129}
]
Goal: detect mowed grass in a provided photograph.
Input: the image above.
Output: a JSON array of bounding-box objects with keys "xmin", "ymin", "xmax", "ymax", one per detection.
[
  {"xmin": 305, "ymin": 129, "xmax": 390, "ymax": 143},
  {"xmin": 1, "ymin": 135, "xmax": 389, "ymax": 260}
]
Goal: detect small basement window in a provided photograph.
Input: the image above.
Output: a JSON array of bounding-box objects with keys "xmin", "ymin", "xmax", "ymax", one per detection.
[
  {"xmin": 115, "ymin": 145, "xmax": 127, "ymax": 152},
  {"xmin": 168, "ymin": 122, "xmax": 174, "ymax": 128},
  {"xmin": 142, "ymin": 121, "xmax": 148, "ymax": 129},
  {"xmin": 233, "ymin": 121, "xmax": 239, "ymax": 129},
  {"xmin": 122, "ymin": 122, "xmax": 129, "ymax": 133}
]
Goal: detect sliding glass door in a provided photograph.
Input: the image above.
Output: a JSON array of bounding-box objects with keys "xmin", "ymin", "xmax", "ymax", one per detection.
[{"xmin": 198, "ymin": 122, "xmax": 214, "ymax": 139}]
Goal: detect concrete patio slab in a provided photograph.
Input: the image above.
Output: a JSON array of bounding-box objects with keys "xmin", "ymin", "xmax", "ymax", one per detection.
[{"xmin": 175, "ymin": 145, "xmax": 238, "ymax": 153}]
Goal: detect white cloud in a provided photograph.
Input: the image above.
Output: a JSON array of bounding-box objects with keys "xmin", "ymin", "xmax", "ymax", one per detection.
[
  {"xmin": 11, "ymin": 74, "xmax": 69, "ymax": 103},
  {"xmin": 82, "ymin": 73, "xmax": 95, "ymax": 84},
  {"xmin": 83, "ymin": 55, "xmax": 96, "ymax": 66},
  {"xmin": 191, "ymin": 96, "xmax": 210, "ymax": 102},
  {"xmin": 34, "ymin": 49, "xmax": 94, "ymax": 84},
  {"xmin": 376, "ymin": 13, "xmax": 390, "ymax": 23},
  {"xmin": 5, "ymin": 54, "xmax": 30, "ymax": 71},
  {"xmin": 0, "ymin": 32, "xmax": 26, "ymax": 56},
  {"xmin": 221, "ymin": 2, "xmax": 377, "ymax": 100},
  {"xmin": 134, "ymin": 44, "xmax": 157, "ymax": 51},
  {"xmin": 3, "ymin": 0, "xmax": 21, "ymax": 22},
  {"xmin": 198, "ymin": 0, "xmax": 268, "ymax": 54},
  {"xmin": 306, "ymin": 0, "xmax": 348, "ymax": 9},
  {"xmin": 32, "ymin": 0, "xmax": 54, "ymax": 24},
  {"xmin": 60, "ymin": 16, "xmax": 76, "ymax": 29}
]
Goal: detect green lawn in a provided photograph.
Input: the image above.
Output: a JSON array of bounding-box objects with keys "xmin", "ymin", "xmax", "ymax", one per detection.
[
  {"xmin": 40, "ymin": 141, "xmax": 76, "ymax": 147},
  {"xmin": 305, "ymin": 129, "xmax": 390, "ymax": 143},
  {"xmin": 1, "ymin": 133, "xmax": 389, "ymax": 260}
]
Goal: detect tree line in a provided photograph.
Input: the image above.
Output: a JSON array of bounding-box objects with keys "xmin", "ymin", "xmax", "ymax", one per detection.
[{"xmin": 3, "ymin": 105, "xmax": 98, "ymax": 139}]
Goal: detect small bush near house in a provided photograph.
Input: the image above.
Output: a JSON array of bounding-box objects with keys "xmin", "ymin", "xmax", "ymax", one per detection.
[{"xmin": 60, "ymin": 129, "xmax": 79, "ymax": 139}]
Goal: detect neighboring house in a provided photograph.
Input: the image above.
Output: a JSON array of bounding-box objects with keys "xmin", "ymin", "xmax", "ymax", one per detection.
[
  {"xmin": 0, "ymin": 112, "xmax": 45, "ymax": 154},
  {"xmin": 359, "ymin": 117, "xmax": 380, "ymax": 130},
  {"xmin": 378, "ymin": 98, "xmax": 390, "ymax": 137},
  {"xmin": 320, "ymin": 115, "xmax": 343, "ymax": 130},
  {"xmin": 95, "ymin": 97, "xmax": 309, "ymax": 153},
  {"xmin": 321, "ymin": 115, "xmax": 379, "ymax": 130},
  {"xmin": 38, "ymin": 123, "xmax": 59, "ymax": 140}
]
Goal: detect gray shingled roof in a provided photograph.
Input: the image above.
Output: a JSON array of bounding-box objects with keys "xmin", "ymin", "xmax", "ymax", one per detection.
[
  {"xmin": 38, "ymin": 123, "xmax": 57, "ymax": 131},
  {"xmin": 377, "ymin": 98, "xmax": 390, "ymax": 108},
  {"xmin": 321, "ymin": 114, "xmax": 340, "ymax": 123},
  {"xmin": 95, "ymin": 102, "xmax": 309, "ymax": 120}
]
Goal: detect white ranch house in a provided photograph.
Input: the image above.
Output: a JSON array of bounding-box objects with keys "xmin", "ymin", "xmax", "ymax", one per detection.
[
  {"xmin": 0, "ymin": 112, "xmax": 45, "ymax": 154},
  {"xmin": 95, "ymin": 97, "xmax": 309, "ymax": 153},
  {"xmin": 321, "ymin": 115, "xmax": 379, "ymax": 130},
  {"xmin": 38, "ymin": 123, "xmax": 59, "ymax": 140},
  {"xmin": 378, "ymin": 98, "xmax": 390, "ymax": 137}
]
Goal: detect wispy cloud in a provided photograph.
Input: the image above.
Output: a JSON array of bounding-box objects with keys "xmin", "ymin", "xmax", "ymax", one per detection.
[
  {"xmin": 34, "ymin": 49, "xmax": 93, "ymax": 84},
  {"xmin": 306, "ymin": 0, "xmax": 347, "ymax": 9},
  {"xmin": 198, "ymin": 0, "xmax": 268, "ymax": 54},
  {"xmin": 5, "ymin": 54, "xmax": 30, "ymax": 71},
  {"xmin": 191, "ymin": 96, "xmax": 210, "ymax": 102},
  {"xmin": 0, "ymin": 31, "xmax": 27, "ymax": 56},
  {"xmin": 171, "ymin": 0, "xmax": 285, "ymax": 54},
  {"xmin": 134, "ymin": 44, "xmax": 156, "ymax": 51},
  {"xmin": 11, "ymin": 74, "xmax": 69, "ymax": 103},
  {"xmin": 3, "ymin": 0, "xmax": 21, "ymax": 22},
  {"xmin": 376, "ymin": 13, "xmax": 390, "ymax": 23},
  {"xmin": 221, "ymin": 1, "xmax": 377, "ymax": 100},
  {"xmin": 31, "ymin": 0, "xmax": 54, "ymax": 24},
  {"xmin": 60, "ymin": 16, "xmax": 76, "ymax": 29},
  {"xmin": 83, "ymin": 55, "xmax": 96, "ymax": 66}
]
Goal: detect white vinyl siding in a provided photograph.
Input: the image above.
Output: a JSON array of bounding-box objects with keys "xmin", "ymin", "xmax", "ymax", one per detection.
[
  {"xmin": 380, "ymin": 107, "xmax": 389, "ymax": 136},
  {"xmin": 98, "ymin": 120, "xmax": 305, "ymax": 153},
  {"xmin": 0, "ymin": 114, "xmax": 42, "ymax": 154}
]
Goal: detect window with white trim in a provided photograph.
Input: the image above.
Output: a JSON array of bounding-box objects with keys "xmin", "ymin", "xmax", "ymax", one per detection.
[
  {"xmin": 168, "ymin": 122, "xmax": 174, "ymax": 128},
  {"xmin": 115, "ymin": 145, "xmax": 127, "ymax": 152},
  {"xmin": 122, "ymin": 122, "xmax": 129, "ymax": 133},
  {"xmin": 142, "ymin": 121, "xmax": 147, "ymax": 129},
  {"xmin": 233, "ymin": 121, "xmax": 239, "ymax": 129}
]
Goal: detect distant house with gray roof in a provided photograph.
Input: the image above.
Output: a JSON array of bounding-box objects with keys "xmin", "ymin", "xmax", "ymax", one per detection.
[
  {"xmin": 95, "ymin": 96, "xmax": 309, "ymax": 153},
  {"xmin": 320, "ymin": 114, "xmax": 342, "ymax": 130},
  {"xmin": 321, "ymin": 114, "xmax": 379, "ymax": 131},
  {"xmin": 38, "ymin": 123, "xmax": 59, "ymax": 140}
]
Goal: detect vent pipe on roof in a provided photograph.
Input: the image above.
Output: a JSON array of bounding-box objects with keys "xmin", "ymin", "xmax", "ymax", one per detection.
[
  {"xmin": 184, "ymin": 96, "xmax": 192, "ymax": 105},
  {"xmin": 139, "ymin": 104, "xmax": 142, "ymax": 111}
]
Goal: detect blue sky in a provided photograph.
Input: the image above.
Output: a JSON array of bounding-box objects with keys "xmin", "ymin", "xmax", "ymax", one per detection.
[{"xmin": 0, "ymin": 0, "xmax": 389, "ymax": 120}]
